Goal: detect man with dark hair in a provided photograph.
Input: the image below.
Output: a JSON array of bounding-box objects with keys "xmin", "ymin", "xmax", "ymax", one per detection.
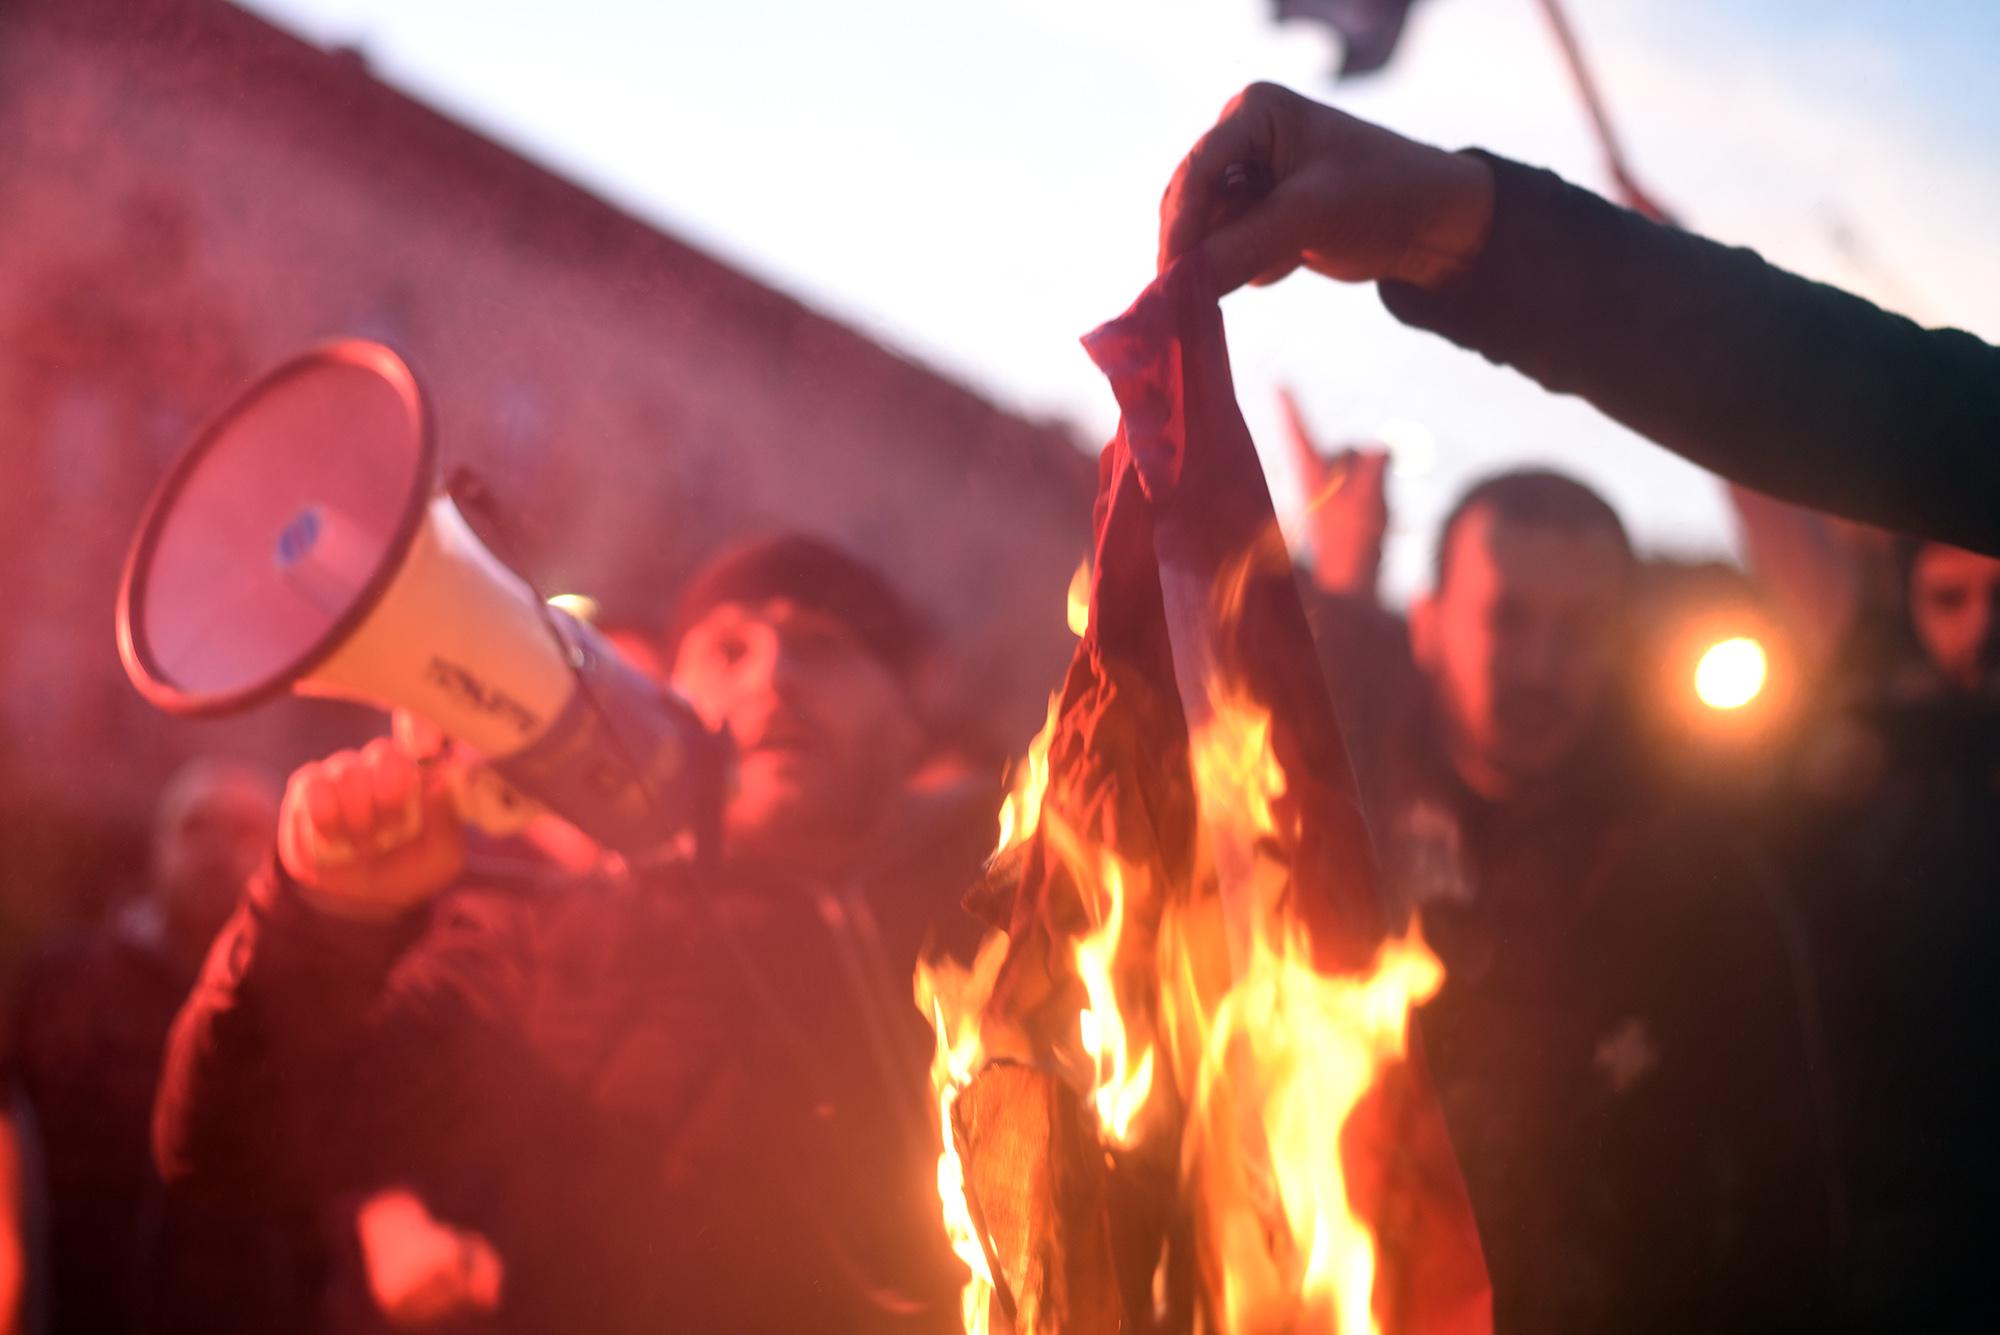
[
  {"xmin": 1411, "ymin": 469, "xmax": 1633, "ymax": 803},
  {"xmin": 665, "ymin": 535, "xmax": 936, "ymax": 881},
  {"xmin": 153, "ymin": 534, "xmax": 992, "ymax": 1333},
  {"xmin": 1429, "ymin": 469, "xmax": 1632, "ymax": 586},
  {"xmin": 1309, "ymin": 468, "xmax": 1835, "ymax": 1331}
]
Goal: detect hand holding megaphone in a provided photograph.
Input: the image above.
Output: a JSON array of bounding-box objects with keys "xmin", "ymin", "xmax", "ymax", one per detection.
[
  {"xmin": 279, "ymin": 732, "xmax": 468, "ymax": 921},
  {"xmin": 281, "ymin": 713, "xmax": 581, "ymax": 918},
  {"xmin": 389, "ymin": 710, "xmax": 542, "ymax": 844}
]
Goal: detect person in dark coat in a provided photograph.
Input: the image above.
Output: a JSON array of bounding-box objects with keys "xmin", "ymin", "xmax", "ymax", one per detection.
[
  {"xmin": 1157, "ymin": 82, "xmax": 2000, "ymax": 556},
  {"xmin": 153, "ymin": 536, "xmax": 996, "ymax": 1334},
  {"xmin": 1778, "ymin": 538, "xmax": 2000, "ymax": 1330},
  {"xmin": 1308, "ymin": 470, "xmax": 1837, "ymax": 1332},
  {"xmin": 9, "ymin": 759, "xmax": 297, "ymax": 1335}
]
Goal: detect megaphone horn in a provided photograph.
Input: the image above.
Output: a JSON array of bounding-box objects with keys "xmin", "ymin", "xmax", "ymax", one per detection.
[{"xmin": 117, "ymin": 339, "xmax": 723, "ymax": 859}]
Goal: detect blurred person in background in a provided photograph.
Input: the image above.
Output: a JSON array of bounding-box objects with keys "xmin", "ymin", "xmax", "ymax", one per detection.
[
  {"xmin": 0, "ymin": 1105, "xmax": 27, "ymax": 1335},
  {"xmin": 1304, "ymin": 466, "xmax": 1834, "ymax": 1329},
  {"xmin": 8, "ymin": 758, "xmax": 293, "ymax": 1335},
  {"xmin": 1901, "ymin": 543, "xmax": 2000, "ymax": 696},
  {"xmin": 1777, "ymin": 537, "xmax": 2000, "ymax": 1329},
  {"xmin": 154, "ymin": 534, "xmax": 993, "ymax": 1334}
]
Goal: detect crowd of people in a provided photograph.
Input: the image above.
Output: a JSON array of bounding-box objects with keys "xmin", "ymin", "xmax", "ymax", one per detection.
[
  {"xmin": 1300, "ymin": 460, "xmax": 2000, "ymax": 1329},
  {"xmin": 1, "ymin": 85, "xmax": 1995, "ymax": 1333}
]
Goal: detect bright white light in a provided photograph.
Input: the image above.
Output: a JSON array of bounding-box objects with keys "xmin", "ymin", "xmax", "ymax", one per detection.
[{"xmin": 1695, "ymin": 636, "xmax": 1767, "ymax": 710}]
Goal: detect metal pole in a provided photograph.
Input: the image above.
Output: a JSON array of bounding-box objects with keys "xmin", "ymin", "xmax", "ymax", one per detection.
[{"xmin": 1532, "ymin": 0, "xmax": 1676, "ymax": 223}]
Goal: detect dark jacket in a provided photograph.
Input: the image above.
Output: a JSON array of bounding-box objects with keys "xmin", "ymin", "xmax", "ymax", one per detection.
[
  {"xmin": 1779, "ymin": 690, "xmax": 2000, "ymax": 1329},
  {"xmin": 10, "ymin": 900, "xmax": 315, "ymax": 1335},
  {"xmin": 1408, "ymin": 771, "xmax": 1837, "ymax": 1333},
  {"xmin": 1310, "ymin": 592, "xmax": 1838, "ymax": 1332},
  {"xmin": 1381, "ymin": 154, "xmax": 2000, "ymax": 557},
  {"xmin": 153, "ymin": 794, "xmax": 991, "ymax": 1334}
]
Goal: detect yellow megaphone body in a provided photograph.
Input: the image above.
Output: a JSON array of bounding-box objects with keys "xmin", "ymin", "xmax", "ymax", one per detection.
[{"xmin": 116, "ymin": 339, "xmax": 723, "ymax": 859}]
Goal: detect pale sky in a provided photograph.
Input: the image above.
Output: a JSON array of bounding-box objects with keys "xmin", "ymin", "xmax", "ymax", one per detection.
[{"xmin": 235, "ymin": 0, "xmax": 2000, "ymax": 602}]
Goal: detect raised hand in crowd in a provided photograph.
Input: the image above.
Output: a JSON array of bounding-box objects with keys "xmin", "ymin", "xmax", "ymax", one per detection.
[
  {"xmin": 356, "ymin": 1187, "xmax": 504, "ymax": 1329},
  {"xmin": 1278, "ymin": 386, "xmax": 1390, "ymax": 603}
]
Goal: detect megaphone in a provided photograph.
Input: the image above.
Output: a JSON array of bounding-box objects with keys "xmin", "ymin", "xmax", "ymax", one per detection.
[{"xmin": 116, "ymin": 338, "xmax": 724, "ymax": 860}]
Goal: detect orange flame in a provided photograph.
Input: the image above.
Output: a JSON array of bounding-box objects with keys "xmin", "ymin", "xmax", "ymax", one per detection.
[
  {"xmin": 1174, "ymin": 671, "xmax": 1442, "ymax": 1333},
  {"xmin": 1172, "ymin": 912, "xmax": 1442, "ymax": 1334},
  {"xmin": 1066, "ymin": 558, "xmax": 1092, "ymax": 638},
  {"xmin": 1064, "ymin": 843, "xmax": 1160, "ymax": 1151},
  {"xmin": 915, "ymin": 932, "xmax": 1011, "ymax": 1335},
  {"xmin": 922, "ymin": 539, "xmax": 1443, "ymax": 1334},
  {"xmin": 994, "ymin": 692, "xmax": 1060, "ymax": 857}
]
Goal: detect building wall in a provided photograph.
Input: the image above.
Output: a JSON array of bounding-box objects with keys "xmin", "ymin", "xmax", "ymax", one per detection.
[{"xmin": 0, "ymin": 0, "xmax": 1092, "ymax": 945}]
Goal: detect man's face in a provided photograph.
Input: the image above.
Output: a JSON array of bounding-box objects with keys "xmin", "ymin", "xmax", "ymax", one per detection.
[
  {"xmin": 1909, "ymin": 544, "xmax": 2000, "ymax": 691},
  {"xmin": 671, "ymin": 598, "xmax": 922, "ymax": 874},
  {"xmin": 156, "ymin": 774, "xmax": 278, "ymax": 937},
  {"xmin": 1413, "ymin": 508, "xmax": 1630, "ymax": 798}
]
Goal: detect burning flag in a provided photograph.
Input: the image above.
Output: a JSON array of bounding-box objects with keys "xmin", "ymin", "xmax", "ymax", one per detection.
[{"xmin": 916, "ymin": 256, "xmax": 1489, "ymax": 1334}]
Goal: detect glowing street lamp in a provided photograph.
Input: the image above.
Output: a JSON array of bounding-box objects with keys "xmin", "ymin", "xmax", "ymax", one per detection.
[{"xmin": 1694, "ymin": 636, "xmax": 1767, "ymax": 711}]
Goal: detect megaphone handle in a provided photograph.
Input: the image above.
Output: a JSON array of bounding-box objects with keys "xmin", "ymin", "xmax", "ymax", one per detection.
[
  {"xmin": 448, "ymin": 762, "xmax": 541, "ymax": 839},
  {"xmin": 392, "ymin": 710, "xmax": 541, "ymax": 838}
]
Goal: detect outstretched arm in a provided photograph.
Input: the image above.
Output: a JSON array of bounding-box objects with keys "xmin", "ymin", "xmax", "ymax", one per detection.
[{"xmin": 1160, "ymin": 83, "xmax": 2000, "ymax": 556}]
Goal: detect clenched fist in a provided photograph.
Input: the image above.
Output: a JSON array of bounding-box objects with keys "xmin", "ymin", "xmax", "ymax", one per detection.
[
  {"xmin": 356, "ymin": 1187, "xmax": 504, "ymax": 1327},
  {"xmin": 278, "ymin": 735, "xmax": 466, "ymax": 921},
  {"xmin": 1280, "ymin": 387, "xmax": 1391, "ymax": 601}
]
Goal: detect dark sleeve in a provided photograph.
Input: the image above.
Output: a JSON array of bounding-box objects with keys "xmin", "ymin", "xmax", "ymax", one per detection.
[
  {"xmin": 153, "ymin": 861, "xmax": 528, "ymax": 1204},
  {"xmin": 1381, "ymin": 154, "xmax": 2000, "ymax": 556}
]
